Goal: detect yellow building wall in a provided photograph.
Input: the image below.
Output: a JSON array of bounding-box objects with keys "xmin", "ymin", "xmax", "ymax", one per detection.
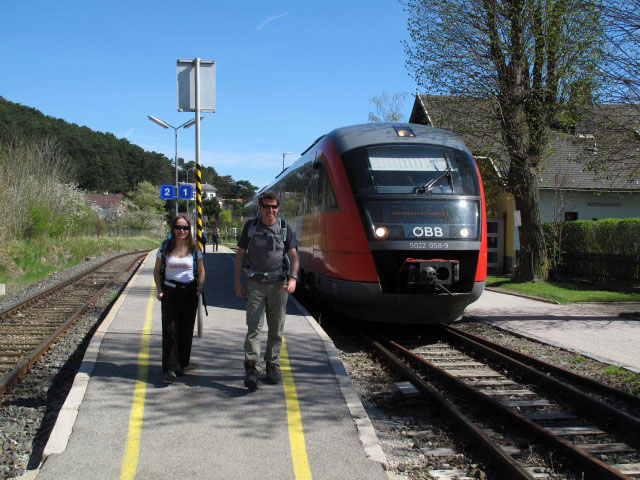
[{"xmin": 496, "ymin": 194, "xmax": 516, "ymax": 272}]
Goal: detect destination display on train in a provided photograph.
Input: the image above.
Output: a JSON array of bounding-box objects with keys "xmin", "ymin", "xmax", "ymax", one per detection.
[{"xmin": 362, "ymin": 198, "xmax": 480, "ymax": 240}]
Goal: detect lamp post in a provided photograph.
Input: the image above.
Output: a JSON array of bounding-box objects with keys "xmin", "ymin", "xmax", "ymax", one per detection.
[
  {"xmin": 147, "ymin": 115, "xmax": 201, "ymax": 216},
  {"xmin": 178, "ymin": 165, "xmax": 197, "ymax": 223},
  {"xmin": 282, "ymin": 152, "xmax": 292, "ymax": 171}
]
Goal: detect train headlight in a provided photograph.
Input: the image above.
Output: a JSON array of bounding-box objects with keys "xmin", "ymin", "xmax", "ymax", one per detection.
[
  {"xmin": 374, "ymin": 226, "xmax": 388, "ymax": 238},
  {"xmin": 460, "ymin": 227, "xmax": 471, "ymax": 238},
  {"xmin": 393, "ymin": 126, "xmax": 415, "ymax": 137}
]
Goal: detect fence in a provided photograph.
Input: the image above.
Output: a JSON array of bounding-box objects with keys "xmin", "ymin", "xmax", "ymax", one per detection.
[{"xmin": 553, "ymin": 253, "xmax": 640, "ymax": 289}]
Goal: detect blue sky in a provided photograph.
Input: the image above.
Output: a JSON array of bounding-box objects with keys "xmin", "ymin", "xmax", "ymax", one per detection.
[{"xmin": 2, "ymin": 1, "xmax": 418, "ymax": 189}]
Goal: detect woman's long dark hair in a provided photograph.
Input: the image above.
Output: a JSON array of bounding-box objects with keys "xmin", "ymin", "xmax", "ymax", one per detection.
[{"xmin": 165, "ymin": 215, "xmax": 197, "ymax": 254}]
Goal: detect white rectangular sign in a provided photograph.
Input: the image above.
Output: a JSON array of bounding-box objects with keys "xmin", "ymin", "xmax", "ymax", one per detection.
[{"xmin": 177, "ymin": 59, "xmax": 216, "ymax": 112}]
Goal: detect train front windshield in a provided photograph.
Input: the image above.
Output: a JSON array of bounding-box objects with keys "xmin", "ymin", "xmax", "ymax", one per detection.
[
  {"xmin": 343, "ymin": 144, "xmax": 479, "ymax": 196},
  {"xmin": 343, "ymin": 144, "xmax": 481, "ymax": 241}
]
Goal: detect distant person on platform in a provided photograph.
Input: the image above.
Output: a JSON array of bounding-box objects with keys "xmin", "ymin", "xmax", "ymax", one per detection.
[
  {"xmin": 212, "ymin": 227, "xmax": 220, "ymax": 252},
  {"xmin": 201, "ymin": 230, "xmax": 208, "ymax": 254},
  {"xmin": 153, "ymin": 215, "xmax": 205, "ymax": 384},
  {"xmin": 234, "ymin": 191, "xmax": 298, "ymax": 390}
]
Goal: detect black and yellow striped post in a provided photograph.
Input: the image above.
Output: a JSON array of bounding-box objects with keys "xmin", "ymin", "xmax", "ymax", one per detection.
[
  {"xmin": 195, "ymin": 164, "xmax": 203, "ymax": 252},
  {"xmin": 195, "ymin": 163, "xmax": 204, "ymax": 338}
]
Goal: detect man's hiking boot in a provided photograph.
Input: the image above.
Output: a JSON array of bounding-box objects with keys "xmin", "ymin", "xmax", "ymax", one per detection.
[
  {"xmin": 265, "ymin": 362, "xmax": 281, "ymax": 385},
  {"xmin": 244, "ymin": 360, "xmax": 259, "ymax": 390}
]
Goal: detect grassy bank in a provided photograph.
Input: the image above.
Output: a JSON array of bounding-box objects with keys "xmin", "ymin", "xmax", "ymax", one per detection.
[
  {"xmin": 0, "ymin": 236, "xmax": 160, "ymax": 292},
  {"xmin": 486, "ymin": 276, "xmax": 640, "ymax": 303}
]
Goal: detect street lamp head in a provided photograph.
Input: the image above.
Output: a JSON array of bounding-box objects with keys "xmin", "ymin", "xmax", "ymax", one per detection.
[
  {"xmin": 148, "ymin": 115, "xmax": 170, "ymax": 129},
  {"xmin": 182, "ymin": 116, "xmax": 205, "ymax": 129}
]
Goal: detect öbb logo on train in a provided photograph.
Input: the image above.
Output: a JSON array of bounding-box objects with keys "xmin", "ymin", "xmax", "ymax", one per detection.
[{"xmin": 412, "ymin": 226, "xmax": 444, "ymax": 237}]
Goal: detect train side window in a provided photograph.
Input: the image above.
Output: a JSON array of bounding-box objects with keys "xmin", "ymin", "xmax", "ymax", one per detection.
[
  {"xmin": 299, "ymin": 163, "xmax": 313, "ymax": 215},
  {"xmin": 310, "ymin": 168, "xmax": 320, "ymax": 209},
  {"xmin": 270, "ymin": 180, "xmax": 285, "ymax": 217},
  {"xmin": 281, "ymin": 175, "xmax": 298, "ymax": 220},
  {"xmin": 320, "ymin": 167, "xmax": 338, "ymax": 211}
]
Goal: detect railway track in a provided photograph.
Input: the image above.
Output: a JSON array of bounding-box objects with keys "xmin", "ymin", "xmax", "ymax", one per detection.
[
  {"xmin": 0, "ymin": 251, "xmax": 149, "ymax": 396},
  {"xmin": 354, "ymin": 322, "xmax": 640, "ymax": 479}
]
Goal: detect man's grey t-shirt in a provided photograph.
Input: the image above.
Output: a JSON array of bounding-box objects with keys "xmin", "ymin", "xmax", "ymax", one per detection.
[{"xmin": 238, "ymin": 218, "xmax": 296, "ymax": 283}]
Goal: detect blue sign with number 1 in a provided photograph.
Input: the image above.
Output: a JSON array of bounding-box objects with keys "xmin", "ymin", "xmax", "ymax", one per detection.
[
  {"xmin": 178, "ymin": 184, "xmax": 194, "ymax": 200},
  {"xmin": 160, "ymin": 184, "xmax": 176, "ymax": 200}
]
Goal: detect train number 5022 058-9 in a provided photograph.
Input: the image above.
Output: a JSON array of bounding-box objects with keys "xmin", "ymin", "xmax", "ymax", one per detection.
[{"xmin": 409, "ymin": 242, "xmax": 449, "ymax": 249}]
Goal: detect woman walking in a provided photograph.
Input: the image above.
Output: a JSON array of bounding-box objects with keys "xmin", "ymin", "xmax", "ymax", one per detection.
[{"xmin": 153, "ymin": 215, "xmax": 205, "ymax": 383}]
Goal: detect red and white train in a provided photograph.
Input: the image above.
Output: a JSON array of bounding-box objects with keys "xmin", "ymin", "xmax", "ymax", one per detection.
[{"xmin": 244, "ymin": 123, "xmax": 487, "ymax": 323}]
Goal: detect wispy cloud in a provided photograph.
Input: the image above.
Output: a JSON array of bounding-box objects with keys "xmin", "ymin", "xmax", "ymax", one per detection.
[{"xmin": 255, "ymin": 12, "xmax": 289, "ymax": 31}]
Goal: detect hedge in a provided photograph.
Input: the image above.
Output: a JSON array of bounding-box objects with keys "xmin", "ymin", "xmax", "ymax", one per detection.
[{"xmin": 544, "ymin": 218, "xmax": 640, "ymax": 256}]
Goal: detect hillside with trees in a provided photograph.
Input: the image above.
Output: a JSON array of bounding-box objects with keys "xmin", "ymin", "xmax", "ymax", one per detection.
[{"xmin": 0, "ymin": 96, "xmax": 257, "ymax": 200}]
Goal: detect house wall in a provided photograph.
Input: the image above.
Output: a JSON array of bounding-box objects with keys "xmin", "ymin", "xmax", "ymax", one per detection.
[
  {"xmin": 539, "ymin": 190, "xmax": 640, "ymax": 222},
  {"xmin": 484, "ymin": 193, "xmax": 517, "ymax": 274}
]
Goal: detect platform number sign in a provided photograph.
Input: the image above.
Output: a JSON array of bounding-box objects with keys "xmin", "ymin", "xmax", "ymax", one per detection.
[
  {"xmin": 178, "ymin": 184, "xmax": 194, "ymax": 200},
  {"xmin": 159, "ymin": 184, "xmax": 176, "ymax": 200}
]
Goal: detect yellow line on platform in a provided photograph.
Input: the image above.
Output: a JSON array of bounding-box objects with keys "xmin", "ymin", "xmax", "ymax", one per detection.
[
  {"xmin": 281, "ymin": 337, "xmax": 313, "ymax": 480},
  {"xmin": 119, "ymin": 285, "xmax": 154, "ymax": 480}
]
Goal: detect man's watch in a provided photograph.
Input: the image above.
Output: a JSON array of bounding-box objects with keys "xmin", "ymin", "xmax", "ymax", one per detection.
[{"xmin": 289, "ymin": 274, "xmax": 298, "ymax": 280}]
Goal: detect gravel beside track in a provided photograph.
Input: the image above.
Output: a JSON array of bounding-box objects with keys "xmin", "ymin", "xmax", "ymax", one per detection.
[{"xmin": 0, "ymin": 255, "xmax": 141, "ymax": 479}]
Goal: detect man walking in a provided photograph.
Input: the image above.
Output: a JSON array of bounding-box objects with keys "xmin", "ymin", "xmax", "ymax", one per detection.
[
  {"xmin": 212, "ymin": 227, "xmax": 220, "ymax": 251},
  {"xmin": 234, "ymin": 191, "xmax": 298, "ymax": 390}
]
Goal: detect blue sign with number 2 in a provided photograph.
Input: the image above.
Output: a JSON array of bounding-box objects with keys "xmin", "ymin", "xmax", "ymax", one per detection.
[{"xmin": 160, "ymin": 184, "xmax": 176, "ymax": 200}]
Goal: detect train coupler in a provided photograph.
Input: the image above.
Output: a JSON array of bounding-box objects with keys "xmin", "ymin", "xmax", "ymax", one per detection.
[{"xmin": 398, "ymin": 258, "xmax": 460, "ymax": 293}]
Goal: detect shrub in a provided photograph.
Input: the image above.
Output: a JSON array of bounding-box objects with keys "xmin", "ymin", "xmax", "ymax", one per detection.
[
  {"xmin": 544, "ymin": 218, "xmax": 640, "ymax": 256},
  {"xmin": 0, "ymin": 137, "xmax": 100, "ymax": 240}
]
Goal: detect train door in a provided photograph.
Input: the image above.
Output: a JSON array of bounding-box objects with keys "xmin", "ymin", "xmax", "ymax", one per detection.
[{"xmin": 486, "ymin": 217, "xmax": 504, "ymax": 274}]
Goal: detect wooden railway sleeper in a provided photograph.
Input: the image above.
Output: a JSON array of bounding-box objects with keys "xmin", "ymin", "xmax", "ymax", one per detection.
[
  {"xmin": 382, "ymin": 337, "xmax": 636, "ymax": 480},
  {"xmin": 446, "ymin": 324, "xmax": 640, "ymax": 406},
  {"xmin": 0, "ymin": 252, "xmax": 147, "ymax": 396},
  {"xmin": 437, "ymin": 326, "xmax": 640, "ymax": 442},
  {"xmin": 354, "ymin": 326, "xmax": 538, "ymax": 480}
]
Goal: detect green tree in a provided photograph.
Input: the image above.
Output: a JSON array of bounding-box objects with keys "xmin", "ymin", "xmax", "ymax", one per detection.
[
  {"xmin": 202, "ymin": 197, "xmax": 221, "ymax": 222},
  {"xmin": 403, "ymin": 0, "xmax": 605, "ymax": 281},
  {"xmin": 127, "ymin": 180, "xmax": 165, "ymax": 213},
  {"xmin": 218, "ymin": 209, "xmax": 232, "ymax": 228}
]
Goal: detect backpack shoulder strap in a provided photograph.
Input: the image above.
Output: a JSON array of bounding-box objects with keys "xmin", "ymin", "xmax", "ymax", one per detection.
[
  {"xmin": 160, "ymin": 239, "xmax": 169, "ymax": 284},
  {"xmin": 279, "ymin": 218, "xmax": 288, "ymax": 248},
  {"xmin": 192, "ymin": 248, "xmax": 199, "ymax": 284},
  {"xmin": 247, "ymin": 216, "xmax": 260, "ymax": 242}
]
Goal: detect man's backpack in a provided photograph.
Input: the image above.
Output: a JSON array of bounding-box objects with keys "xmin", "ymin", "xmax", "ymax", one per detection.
[{"xmin": 243, "ymin": 216, "xmax": 290, "ymax": 278}]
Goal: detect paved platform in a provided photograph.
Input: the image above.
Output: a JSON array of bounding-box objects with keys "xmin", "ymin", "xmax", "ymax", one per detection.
[
  {"xmin": 466, "ymin": 289, "xmax": 640, "ymax": 373},
  {"xmin": 34, "ymin": 246, "xmax": 388, "ymax": 480}
]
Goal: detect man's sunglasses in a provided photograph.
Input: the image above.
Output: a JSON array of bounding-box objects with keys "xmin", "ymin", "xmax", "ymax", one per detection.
[
  {"xmin": 260, "ymin": 204, "xmax": 278, "ymax": 210},
  {"xmin": 174, "ymin": 226, "xmax": 190, "ymax": 231}
]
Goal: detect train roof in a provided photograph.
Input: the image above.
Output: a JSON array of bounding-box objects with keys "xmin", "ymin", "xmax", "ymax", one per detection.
[{"xmin": 326, "ymin": 123, "xmax": 472, "ymax": 156}]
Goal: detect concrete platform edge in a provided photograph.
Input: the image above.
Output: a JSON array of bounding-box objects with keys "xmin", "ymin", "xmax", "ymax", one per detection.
[
  {"xmin": 289, "ymin": 296, "xmax": 389, "ymax": 470},
  {"xmin": 31, "ymin": 251, "xmax": 153, "ymax": 474},
  {"xmin": 467, "ymin": 314, "xmax": 640, "ymax": 374}
]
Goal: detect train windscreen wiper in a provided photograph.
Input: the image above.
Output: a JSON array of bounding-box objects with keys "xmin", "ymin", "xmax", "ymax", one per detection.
[{"xmin": 415, "ymin": 166, "xmax": 453, "ymax": 194}]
